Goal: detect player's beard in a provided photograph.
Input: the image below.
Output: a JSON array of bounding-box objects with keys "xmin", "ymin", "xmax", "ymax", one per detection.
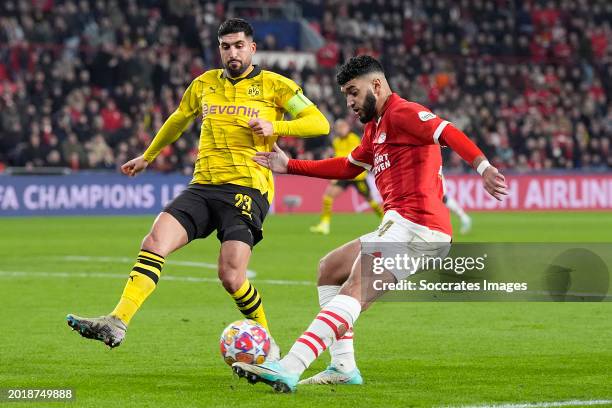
[
  {"xmin": 359, "ymin": 90, "xmax": 378, "ymax": 123},
  {"xmin": 224, "ymin": 58, "xmax": 249, "ymax": 78}
]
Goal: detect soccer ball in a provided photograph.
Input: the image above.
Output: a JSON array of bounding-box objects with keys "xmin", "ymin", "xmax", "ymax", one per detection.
[{"xmin": 219, "ymin": 319, "xmax": 270, "ymax": 366}]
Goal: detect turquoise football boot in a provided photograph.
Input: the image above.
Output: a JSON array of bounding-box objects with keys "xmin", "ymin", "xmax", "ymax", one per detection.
[{"xmin": 232, "ymin": 361, "xmax": 299, "ymax": 393}]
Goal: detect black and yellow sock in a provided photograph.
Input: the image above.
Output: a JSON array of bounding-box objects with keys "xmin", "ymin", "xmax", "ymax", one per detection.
[
  {"xmin": 230, "ymin": 279, "xmax": 270, "ymax": 333},
  {"xmin": 369, "ymin": 199, "xmax": 383, "ymax": 218},
  {"xmin": 111, "ymin": 249, "xmax": 165, "ymax": 324},
  {"xmin": 321, "ymin": 195, "xmax": 333, "ymax": 224}
]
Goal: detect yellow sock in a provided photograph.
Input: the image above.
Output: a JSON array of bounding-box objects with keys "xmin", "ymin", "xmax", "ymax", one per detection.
[
  {"xmin": 370, "ymin": 199, "xmax": 383, "ymax": 218},
  {"xmin": 111, "ymin": 249, "xmax": 164, "ymax": 324},
  {"xmin": 230, "ymin": 279, "xmax": 270, "ymax": 333},
  {"xmin": 321, "ymin": 195, "xmax": 333, "ymax": 224}
]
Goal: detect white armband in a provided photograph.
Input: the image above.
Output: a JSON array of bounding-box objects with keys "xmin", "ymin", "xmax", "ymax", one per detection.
[{"xmin": 476, "ymin": 160, "xmax": 491, "ymax": 176}]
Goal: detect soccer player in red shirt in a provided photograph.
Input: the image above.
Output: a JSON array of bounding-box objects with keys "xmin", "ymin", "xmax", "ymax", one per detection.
[{"xmin": 233, "ymin": 56, "xmax": 508, "ymax": 392}]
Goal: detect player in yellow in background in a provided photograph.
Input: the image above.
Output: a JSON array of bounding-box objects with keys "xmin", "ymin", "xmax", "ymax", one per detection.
[
  {"xmin": 310, "ymin": 119, "xmax": 383, "ymax": 235},
  {"xmin": 66, "ymin": 18, "xmax": 329, "ymax": 356}
]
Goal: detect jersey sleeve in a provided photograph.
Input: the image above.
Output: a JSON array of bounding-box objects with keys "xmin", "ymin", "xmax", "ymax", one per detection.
[
  {"xmin": 177, "ymin": 79, "xmax": 202, "ymax": 118},
  {"xmin": 287, "ymin": 157, "xmax": 364, "ymax": 180},
  {"xmin": 273, "ymin": 75, "xmax": 314, "ymax": 118},
  {"xmin": 347, "ymin": 128, "xmax": 373, "ymax": 171},
  {"xmin": 142, "ymin": 79, "xmax": 201, "ymax": 162},
  {"xmin": 438, "ymin": 123, "xmax": 485, "ymax": 166},
  {"xmin": 390, "ymin": 104, "xmax": 450, "ymax": 146}
]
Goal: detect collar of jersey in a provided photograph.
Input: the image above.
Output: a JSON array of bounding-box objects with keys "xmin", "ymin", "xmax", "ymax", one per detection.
[
  {"xmin": 375, "ymin": 92, "xmax": 400, "ymax": 125},
  {"xmin": 221, "ymin": 64, "xmax": 262, "ymax": 85}
]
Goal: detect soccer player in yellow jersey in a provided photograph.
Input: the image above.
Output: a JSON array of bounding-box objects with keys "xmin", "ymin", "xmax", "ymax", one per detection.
[
  {"xmin": 66, "ymin": 18, "xmax": 329, "ymax": 354},
  {"xmin": 310, "ymin": 119, "xmax": 383, "ymax": 235}
]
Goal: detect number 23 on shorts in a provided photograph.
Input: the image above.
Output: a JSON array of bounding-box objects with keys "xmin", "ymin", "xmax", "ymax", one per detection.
[{"xmin": 234, "ymin": 193, "xmax": 252, "ymax": 219}]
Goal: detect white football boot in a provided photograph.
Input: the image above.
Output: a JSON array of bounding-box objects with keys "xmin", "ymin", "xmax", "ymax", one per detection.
[{"xmin": 298, "ymin": 365, "xmax": 363, "ymax": 385}]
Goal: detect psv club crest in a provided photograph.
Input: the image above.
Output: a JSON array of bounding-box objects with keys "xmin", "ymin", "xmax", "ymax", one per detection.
[{"xmin": 377, "ymin": 132, "xmax": 386, "ymax": 143}]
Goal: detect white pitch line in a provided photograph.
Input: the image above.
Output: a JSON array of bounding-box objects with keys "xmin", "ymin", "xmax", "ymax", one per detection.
[
  {"xmin": 59, "ymin": 255, "xmax": 257, "ymax": 279},
  {"xmin": 450, "ymin": 399, "xmax": 612, "ymax": 408},
  {"xmin": 0, "ymin": 270, "xmax": 315, "ymax": 286},
  {"xmin": 1, "ymin": 270, "xmax": 608, "ymax": 408}
]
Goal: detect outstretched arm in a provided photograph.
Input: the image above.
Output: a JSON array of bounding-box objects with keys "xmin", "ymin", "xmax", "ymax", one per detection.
[
  {"xmin": 439, "ymin": 124, "xmax": 508, "ymax": 200},
  {"xmin": 288, "ymin": 156, "xmax": 363, "ymax": 179},
  {"xmin": 122, "ymin": 81, "xmax": 199, "ymax": 176},
  {"xmin": 142, "ymin": 80, "xmax": 200, "ymax": 163},
  {"xmin": 122, "ymin": 109, "xmax": 194, "ymax": 177},
  {"xmin": 253, "ymin": 144, "xmax": 363, "ymax": 180},
  {"xmin": 142, "ymin": 110, "xmax": 194, "ymax": 163}
]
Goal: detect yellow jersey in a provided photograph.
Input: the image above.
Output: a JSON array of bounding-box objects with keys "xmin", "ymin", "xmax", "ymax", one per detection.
[
  {"xmin": 332, "ymin": 132, "xmax": 366, "ymax": 181},
  {"xmin": 143, "ymin": 65, "xmax": 328, "ymax": 202}
]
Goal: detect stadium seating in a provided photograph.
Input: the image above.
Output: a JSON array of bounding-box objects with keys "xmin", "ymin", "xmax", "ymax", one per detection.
[{"xmin": 0, "ymin": 0, "xmax": 609, "ymax": 172}]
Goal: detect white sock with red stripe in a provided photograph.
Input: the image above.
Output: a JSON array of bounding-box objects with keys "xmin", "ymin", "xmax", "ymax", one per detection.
[
  {"xmin": 318, "ymin": 286, "xmax": 357, "ymax": 372},
  {"xmin": 279, "ymin": 294, "xmax": 361, "ymax": 376}
]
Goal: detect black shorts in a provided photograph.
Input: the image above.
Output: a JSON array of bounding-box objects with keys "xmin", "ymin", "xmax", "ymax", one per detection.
[
  {"xmin": 332, "ymin": 179, "xmax": 372, "ymax": 199},
  {"xmin": 163, "ymin": 184, "xmax": 270, "ymax": 248}
]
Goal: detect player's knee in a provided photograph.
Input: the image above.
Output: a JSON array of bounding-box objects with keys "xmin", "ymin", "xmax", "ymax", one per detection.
[
  {"xmin": 317, "ymin": 254, "xmax": 339, "ymax": 285},
  {"xmin": 141, "ymin": 231, "xmax": 166, "ymax": 256},
  {"xmin": 219, "ymin": 274, "xmax": 244, "ymax": 293},
  {"xmin": 218, "ymin": 260, "xmax": 245, "ymax": 292},
  {"xmin": 316, "ymin": 256, "xmax": 328, "ymax": 283}
]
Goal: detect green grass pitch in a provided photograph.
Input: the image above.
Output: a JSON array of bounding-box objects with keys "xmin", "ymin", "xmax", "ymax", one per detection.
[{"xmin": 1, "ymin": 212, "xmax": 611, "ymax": 407}]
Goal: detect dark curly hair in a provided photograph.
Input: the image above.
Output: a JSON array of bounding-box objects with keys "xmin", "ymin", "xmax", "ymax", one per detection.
[
  {"xmin": 218, "ymin": 18, "xmax": 254, "ymax": 38},
  {"xmin": 336, "ymin": 55, "xmax": 385, "ymax": 86}
]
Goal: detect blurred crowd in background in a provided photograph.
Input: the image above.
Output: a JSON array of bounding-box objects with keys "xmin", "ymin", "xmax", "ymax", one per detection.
[{"xmin": 0, "ymin": 0, "xmax": 610, "ymax": 174}]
